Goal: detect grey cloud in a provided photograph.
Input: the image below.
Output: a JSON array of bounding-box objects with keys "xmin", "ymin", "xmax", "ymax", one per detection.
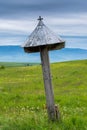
[{"xmin": 0, "ymin": 0, "xmax": 87, "ymax": 19}]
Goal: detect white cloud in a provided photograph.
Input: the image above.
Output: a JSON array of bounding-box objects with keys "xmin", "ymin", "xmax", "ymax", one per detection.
[
  {"xmin": 46, "ymin": 15, "xmax": 87, "ymax": 26},
  {"xmin": 0, "ymin": 37, "xmax": 23, "ymax": 45},
  {"xmin": 0, "ymin": 13, "xmax": 87, "ymax": 46},
  {"xmin": 0, "ymin": 13, "xmax": 87, "ymax": 34},
  {"xmin": 0, "ymin": 19, "xmax": 36, "ymax": 34}
]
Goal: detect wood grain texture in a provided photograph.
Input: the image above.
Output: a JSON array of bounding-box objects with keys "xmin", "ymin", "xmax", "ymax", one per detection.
[{"xmin": 40, "ymin": 46, "xmax": 56, "ymax": 120}]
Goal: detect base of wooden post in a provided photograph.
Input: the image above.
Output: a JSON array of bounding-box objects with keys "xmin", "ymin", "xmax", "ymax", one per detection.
[
  {"xmin": 45, "ymin": 104, "xmax": 60, "ymax": 121},
  {"xmin": 54, "ymin": 105, "xmax": 60, "ymax": 121}
]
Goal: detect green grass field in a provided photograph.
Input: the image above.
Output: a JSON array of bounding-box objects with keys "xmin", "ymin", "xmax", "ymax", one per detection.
[{"xmin": 0, "ymin": 60, "xmax": 87, "ymax": 130}]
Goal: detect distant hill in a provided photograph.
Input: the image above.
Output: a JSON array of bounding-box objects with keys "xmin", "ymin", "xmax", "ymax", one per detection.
[{"xmin": 0, "ymin": 46, "xmax": 87, "ymax": 62}]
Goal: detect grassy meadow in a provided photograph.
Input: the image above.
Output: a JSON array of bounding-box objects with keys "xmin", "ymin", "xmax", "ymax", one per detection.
[{"xmin": 0, "ymin": 60, "xmax": 87, "ymax": 130}]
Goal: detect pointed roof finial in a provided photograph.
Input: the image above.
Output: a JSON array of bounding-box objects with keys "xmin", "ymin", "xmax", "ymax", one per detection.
[{"xmin": 38, "ymin": 16, "xmax": 43, "ymax": 21}]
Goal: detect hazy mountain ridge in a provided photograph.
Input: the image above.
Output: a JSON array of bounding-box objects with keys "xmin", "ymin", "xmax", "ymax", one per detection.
[{"xmin": 0, "ymin": 46, "xmax": 87, "ymax": 62}]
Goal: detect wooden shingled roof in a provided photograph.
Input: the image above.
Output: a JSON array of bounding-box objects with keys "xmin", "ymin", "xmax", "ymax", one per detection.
[{"xmin": 22, "ymin": 16, "xmax": 65, "ymax": 53}]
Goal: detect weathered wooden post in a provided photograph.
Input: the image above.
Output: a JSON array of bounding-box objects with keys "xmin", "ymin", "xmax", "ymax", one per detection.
[
  {"xmin": 22, "ymin": 16, "xmax": 65, "ymax": 121},
  {"xmin": 40, "ymin": 46, "xmax": 56, "ymax": 120}
]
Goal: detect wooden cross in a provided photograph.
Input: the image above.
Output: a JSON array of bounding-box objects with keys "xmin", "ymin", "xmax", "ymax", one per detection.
[{"xmin": 38, "ymin": 16, "xmax": 43, "ymax": 21}]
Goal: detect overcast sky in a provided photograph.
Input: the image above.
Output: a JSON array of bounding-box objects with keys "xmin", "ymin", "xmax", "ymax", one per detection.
[{"xmin": 0, "ymin": 0, "xmax": 87, "ymax": 46}]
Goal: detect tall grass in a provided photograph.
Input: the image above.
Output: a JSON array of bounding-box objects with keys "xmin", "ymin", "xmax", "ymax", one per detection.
[{"xmin": 0, "ymin": 60, "xmax": 87, "ymax": 130}]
